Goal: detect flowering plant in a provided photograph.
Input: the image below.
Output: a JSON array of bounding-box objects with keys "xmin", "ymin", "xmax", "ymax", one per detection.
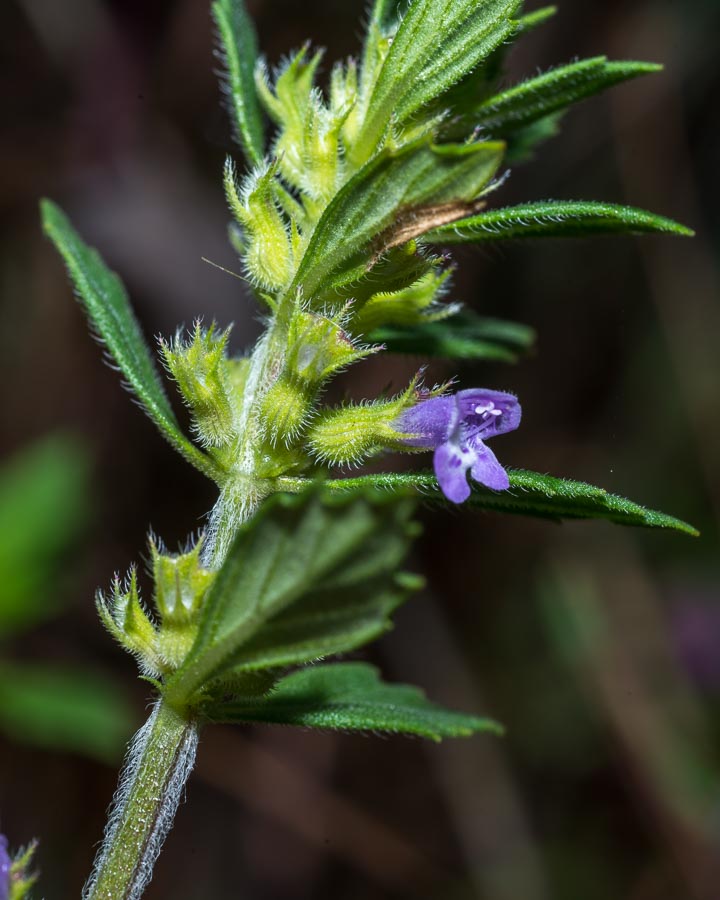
[{"xmin": 33, "ymin": 0, "xmax": 696, "ymax": 897}]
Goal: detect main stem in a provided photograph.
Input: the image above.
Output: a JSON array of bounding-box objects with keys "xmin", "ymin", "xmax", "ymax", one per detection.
[
  {"xmin": 203, "ymin": 295, "xmax": 296, "ymax": 569},
  {"xmin": 84, "ymin": 301, "xmax": 297, "ymax": 899},
  {"xmin": 83, "ymin": 700, "xmax": 199, "ymax": 900}
]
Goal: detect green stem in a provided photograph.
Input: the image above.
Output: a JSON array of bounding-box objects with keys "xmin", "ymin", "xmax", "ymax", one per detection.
[
  {"xmin": 85, "ymin": 298, "xmax": 298, "ymax": 900},
  {"xmin": 203, "ymin": 295, "xmax": 295, "ymax": 569},
  {"xmin": 82, "ymin": 700, "xmax": 199, "ymax": 900}
]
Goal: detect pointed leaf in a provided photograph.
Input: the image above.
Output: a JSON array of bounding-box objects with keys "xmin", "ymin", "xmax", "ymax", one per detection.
[
  {"xmin": 369, "ymin": 311, "xmax": 536, "ymax": 362},
  {"xmin": 424, "ymin": 200, "xmax": 694, "ymax": 244},
  {"xmin": 203, "ymin": 663, "xmax": 501, "ymax": 741},
  {"xmin": 41, "ymin": 200, "xmax": 222, "ymax": 481},
  {"xmin": 517, "ymin": 5, "xmax": 556, "ymax": 32},
  {"xmin": 325, "ymin": 471, "xmax": 699, "ymax": 536},
  {"xmin": 293, "ymin": 139, "xmax": 505, "ymax": 299},
  {"xmin": 356, "ymin": 0, "xmax": 518, "ymax": 158},
  {"xmin": 470, "ymin": 57, "xmax": 660, "ymax": 136},
  {"xmin": 212, "ymin": 0, "xmax": 265, "ymax": 166},
  {"xmin": 165, "ymin": 489, "xmax": 418, "ymax": 705}
]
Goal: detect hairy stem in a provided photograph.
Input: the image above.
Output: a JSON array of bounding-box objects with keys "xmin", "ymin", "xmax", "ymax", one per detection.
[
  {"xmin": 203, "ymin": 295, "xmax": 295, "ymax": 568},
  {"xmin": 82, "ymin": 700, "xmax": 199, "ymax": 900}
]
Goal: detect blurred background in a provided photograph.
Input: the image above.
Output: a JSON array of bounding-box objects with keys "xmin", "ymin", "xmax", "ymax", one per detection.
[{"xmin": 1, "ymin": 0, "xmax": 719, "ymax": 897}]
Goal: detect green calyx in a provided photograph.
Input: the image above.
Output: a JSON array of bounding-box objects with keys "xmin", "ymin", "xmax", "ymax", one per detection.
[
  {"xmin": 308, "ymin": 377, "xmax": 435, "ymax": 467},
  {"xmin": 161, "ymin": 323, "xmax": 239, "ymax": 450},
  {"xmin": 97, "ymin": 540, "xmax": 217, "ymax": 680},
  {"xmin": 7, "ymin": 840, "xmax": 39, "ymax": 900}
]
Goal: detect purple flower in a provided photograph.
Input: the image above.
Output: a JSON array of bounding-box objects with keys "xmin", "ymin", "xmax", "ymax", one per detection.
[
  {"xmin": 0, "ymin": 834, "xmax": 10, "ymax": 900},
  {"xmin": 397, "ymin": 388, "xmax": 521, "ymax": 503}
]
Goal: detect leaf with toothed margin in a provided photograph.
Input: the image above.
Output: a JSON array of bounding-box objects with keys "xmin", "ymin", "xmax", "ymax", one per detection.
[
  {"xmin": 368, "ymin": 311, "xmax": 536, "ymax": 362},
  {"xmin": 322, "ymin": 471, "xmax": 699, "ymax": 536},
  {"xmin": 164, "ymin": 488, "xmax": 419, "ymax": 707},
  {"xmin": 41, "ymin": 200, "xmax": 222, "ymax": 482},
  {"xmin": 212, "ymin": 0, "xmax": 265, "ymax": 166},
  {"xmin": 423, "ymin": 201, "xmax": 694, "ymax": 245},
  {"xmin": 202, "ymin": 663, "xmax": 501, "ymax": 741}
]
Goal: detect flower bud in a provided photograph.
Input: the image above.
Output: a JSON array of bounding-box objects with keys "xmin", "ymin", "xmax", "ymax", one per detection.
[
  {"xmin": 152, "ymin": 541, "xmax": 214, "ymax": 625},
  {"xmin": 258, "ymin": 374, "xmax": 313, "ymax": 447},
  {"xmin": 287, "ymin": 311, "xmax": 374, "ymax": 386},
  {"xmin": 161, "ymin": 323, "xmax": 235, "ymax": 448},
  {"xmin": 151, "ymin": 540, "xmax": 215, "ymax": 670},
  {"xmin": 259, "ymin": 309, "xmax": 377, "ymax": 447},
  {"xmin": 224, "ymin": 159, "xmax": 293, "ymax": 290}
]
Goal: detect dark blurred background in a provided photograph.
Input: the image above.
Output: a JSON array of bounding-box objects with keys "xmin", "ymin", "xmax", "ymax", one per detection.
[{"xmin": 1, "ymin": 0, "xmax": 719, "ymax": 898}]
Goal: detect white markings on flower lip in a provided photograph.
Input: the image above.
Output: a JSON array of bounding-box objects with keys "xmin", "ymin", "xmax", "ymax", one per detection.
[{"xmin": 474, "ymin": 403, "xmax": 502, "ymax": 417}]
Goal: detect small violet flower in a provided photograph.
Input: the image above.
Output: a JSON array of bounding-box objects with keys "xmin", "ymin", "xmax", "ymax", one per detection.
[
  {"xmin": 397, "ymin": 388, "xmax": 521, "ymax": 503},
  {"xmin": 0, "ymin": 834, "xmax": 10, "ymax": 900}
]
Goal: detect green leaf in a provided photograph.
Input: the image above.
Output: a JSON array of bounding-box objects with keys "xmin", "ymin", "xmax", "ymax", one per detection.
[
  {"xmin": 356, "ymin": 0, "xmax": 518, "ymax": 158},
  {"xmin": 212, "ymin": 0, "xmax": 265, "ymax": 166},
  {"xmin": 469, "ymin": 57, "xmax": 660, "ymax": 136},
  {"xmin": 325, "ymin": 471, "xmax": 699, "ymax": 536},
  {"xmin": 517, "ymin": 5, "xmax": 556, "ymax": 32},
  {"xmin": 424, "ymin": 200, "xmax": 694, "ymax": 244},
  {"xmin": 0, "ymin": 662, "xmax": 135, "ymax": 764},
  {"xmin": 222, "ymin": 571, "xmax": 422, "ymax": 672},
  {"xmin": 369, "ymin": 0, "xmax": 404, "ymax": 29},
  {"xmin": 41, "ymin": 200, "xmax": 222, "ymax": 481},
  {"xmin": 165, "ymin": 489, "xmax": 418, "ymax": 705},
  {"xmin": 0, "ymin": 435, "xmax": 90, "ymax": 637},
  {"xmin": 319, "ymin": 244, "xmax": 434, "ymax": 308},
  {"xmin": 293, "ymin": 139, "xmax": 505, "ymax": 299},
  {"xmin": 369, "ymin": 310, "xmax": 536, "ymax": 362},
  {"xmin": 504, "ymin": 112, "xmax": 563, "ymax": 163},
  {"xmin": 203, "ymin": 662, "xmax": 501, "ymax": 741}
]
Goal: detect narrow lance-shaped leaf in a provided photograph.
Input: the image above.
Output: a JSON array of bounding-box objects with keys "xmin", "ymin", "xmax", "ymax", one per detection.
[
  {"xmin": 369, "ymin": 311, "xmax": 536, "ymax": 362},
  {"xmin": 324, "ymin": 471, "xmax": 699, "ymax": 536},
  {"xmin": 203, "ymin": 662, "xmax": 501, "ymax": 741},
  {"xmin": 467, "ymin": 57, "xmax": 660, "ymax": 136},
  {"xmin": 424, "ymin": 201, "xmax": 694, "ymax": 245},
  {"xmin": 41, "ymin": 200, "xmax": 222, "ymax": 482},
  {"xmin": 354, "ymin": 0, "xmax": 518, "ymax": 161},
  {"xmin": 293, "ymin": 139, "xmax": 505, "ymax": 298},
  {"xmin": 164, "ymin": 489, "xmax": 418, "ymax": 706},
  {"xmin": 212, "ymin": 0, "xmax": 265, "ymax": 166},
  {"xmin": 460, "ymin": 4, "xmax": 557, "ymax": 99},
  {"xmin": 517, "ymin": 5, "xmax": 556, "ymax": 32}
]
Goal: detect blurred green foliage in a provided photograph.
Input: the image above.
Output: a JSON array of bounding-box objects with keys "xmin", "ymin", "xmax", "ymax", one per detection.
[{"xmin": 0, "ymin": 436, "xmax": 134, "ymax": 764}]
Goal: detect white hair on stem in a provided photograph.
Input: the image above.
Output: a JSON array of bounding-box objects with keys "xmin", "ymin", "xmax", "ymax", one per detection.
[{"xmin": 82, "ymin": 701, "xmax": 199, "ymax": 900}]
